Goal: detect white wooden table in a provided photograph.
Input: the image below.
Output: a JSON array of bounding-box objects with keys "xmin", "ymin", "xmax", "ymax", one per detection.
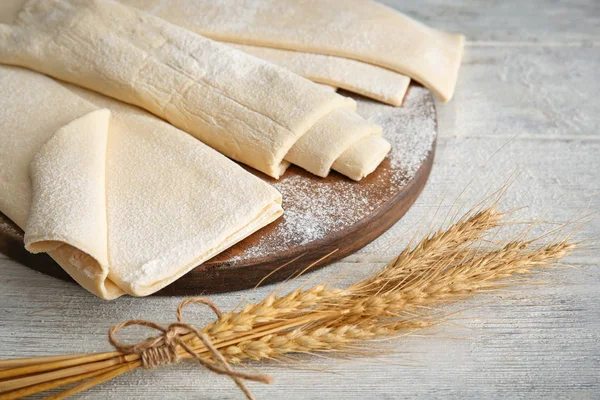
[{"xmin": 1, "ymin": 1, "xmax": 599, "ymax": 398}]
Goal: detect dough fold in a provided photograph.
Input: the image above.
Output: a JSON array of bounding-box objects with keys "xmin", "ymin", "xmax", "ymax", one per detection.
[
  {"xmin": 0, "ymin": 0, "xmax": 390, "ymax": 181},
  {"xmin": 119, "ymin": 0, "xmax": 464, "ymax": 102},
  {"xmin": 25, "ymin": 109, "xmax": 110, "ymax": 261},
  {"xmin": 228, "ymin": 44, "xmax": 410, "ymax": 106},
  {"xmin": 0, "ymin": 65, "xmax": 283, "ymax": 299}
]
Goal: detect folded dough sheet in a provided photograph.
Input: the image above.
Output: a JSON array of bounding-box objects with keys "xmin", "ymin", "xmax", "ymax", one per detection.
[
  {"xmin": 0, "ymin": 66, "xmax": 283, "ymax": 299},
  {"xmin": 0, "ymin": 0, "xmax": 390, "ymax": 181},
  {"xmin": 120, "ymin": 0, "xmax": 464, "ymax": 102},
  {"xmin": 227, "ymin": 44, "xmax": 411, "ymax": 107}
]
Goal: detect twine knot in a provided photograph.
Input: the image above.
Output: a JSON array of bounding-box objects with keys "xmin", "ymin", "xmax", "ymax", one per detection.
[{"xmin": 109, "ymin": 298, "xmax": 271, "ymax": 400}]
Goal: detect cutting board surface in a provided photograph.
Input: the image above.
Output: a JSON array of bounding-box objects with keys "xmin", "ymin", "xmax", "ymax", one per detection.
[{"xmin": 0, "ymin": 85, "xmax": 437, "ymax": 295}]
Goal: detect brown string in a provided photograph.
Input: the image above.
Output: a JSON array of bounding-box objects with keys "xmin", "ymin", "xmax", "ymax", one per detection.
[{"xmin": 109, "ymin": 297, "xmax": 272, "ymax": 400}]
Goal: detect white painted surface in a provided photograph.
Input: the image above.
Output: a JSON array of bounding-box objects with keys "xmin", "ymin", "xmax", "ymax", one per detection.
[{"xmin": 1, "ymin": 1, "xmax": 599, "ymax": 398}]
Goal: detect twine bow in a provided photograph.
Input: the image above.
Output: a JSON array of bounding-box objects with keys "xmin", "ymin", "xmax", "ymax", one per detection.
[{"xmin": 108, "ymin": 297, "xmax": 272, "ymax": 400}]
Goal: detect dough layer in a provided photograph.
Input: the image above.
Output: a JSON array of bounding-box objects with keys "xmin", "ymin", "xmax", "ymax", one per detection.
[
  {"xmin": 0, "ymin": 65, "xmax": 283, "ymax": 299},
  {"xmin": 0, "ymin": 0, "xmax": 390, "ymax": 181},
  {"xmin": 285, "ymin": 108, "xmax": 382, "ymax": 178},
  {"xmin": 120, "ymin": 0, "xmax": 464, "ymax": 102},
  {"xmin": 228, "ymin": 44, "xmax": 410, "ymax": 106},
  {"xmin": 332, "ymin": 136, "xmax": 392, "ymax": 181}
]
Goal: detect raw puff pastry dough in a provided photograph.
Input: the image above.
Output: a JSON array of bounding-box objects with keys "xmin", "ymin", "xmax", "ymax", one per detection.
[
  {"xmin": 0, "ymin": 65, "xmax": 283, "ymax": 299},
  {"xmin": 223, "ymin": 44, "xmax": 409, "ymax": 107},
  {"xmin": 113, "ymin": 0, "xmax": 412, "ymax": 106},
  {"xmin": 121, "ymin": 0, "xmax": 464, "ymax": 102},
  {"xmin": 0, "ymin": 0, "xmax": 390, "ymax": 181}
]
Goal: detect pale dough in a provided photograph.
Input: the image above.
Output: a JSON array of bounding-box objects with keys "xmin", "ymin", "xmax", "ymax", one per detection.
[
  {"xmin": 332, "ymin": 136, "xmax": 392, "ymax": 181},
  {"xmin": 315, "ymin": 83, "xmax": 337, "ymax": 92},
  {"xmin": 0, "ymin": 0, "xmax": 390, "ymax": 181},
  {"xmin": 0, "ymin": 65, "xmax": 283, "ymax": 299},
  {"xmin": 286, "ymin": 108, "xmax": 382, "ymax": 178},
  {"xmin": 227, "ymin": 44, "xmax": 410, "ymax": 107},
  {"xmin": 120, "ymin": 0, "xmax": 464, "ymax": 102},
  {"xmin": 25, "ymin": 109, "xmax": 111, "ymax": 262},
  {"xmin": 0, "ymin": 0, "xmax": 25, "ymax": 23}
]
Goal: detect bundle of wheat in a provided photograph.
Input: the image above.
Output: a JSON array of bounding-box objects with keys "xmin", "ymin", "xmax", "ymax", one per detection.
[{"xmin": 0, "ymin": 205, "xmax": 578, "ymax": 400}]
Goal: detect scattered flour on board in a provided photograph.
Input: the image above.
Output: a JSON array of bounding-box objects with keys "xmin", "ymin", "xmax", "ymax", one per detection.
[{"xmin": 229, "ymin": 86, "xmax": 436, "ymax": 263}]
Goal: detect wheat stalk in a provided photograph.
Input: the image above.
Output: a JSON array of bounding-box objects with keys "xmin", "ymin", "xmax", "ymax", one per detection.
[
  {"xmin": 350, "ymin": 207, "xmax": 503, "ymax": 296},
  {"xmin": 0, "ymin": 205, "xmax": 579, "ymax": 400},
  {"xmin": 221, "ymin": 319, "xmax": 433, "ymax": 364},
  {"xmin": 204, "ymin": 285, "xmax": 347, "ymax": 340}
]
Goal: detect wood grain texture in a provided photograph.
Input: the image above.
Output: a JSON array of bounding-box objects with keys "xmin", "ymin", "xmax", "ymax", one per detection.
[
  {"xmin": 381, "ymin": 0, "xmax": 600, "ymax": 44},
  {"xmin": 0, "ymin": 0, "xmax": 599, "ymax": 398}
]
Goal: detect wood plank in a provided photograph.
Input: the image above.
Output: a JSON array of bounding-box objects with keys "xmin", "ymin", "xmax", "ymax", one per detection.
[
  {"xmin": 383, "ymin": 0, "xmax": 600, "ymax": 43},
  {"xmin": 0, "ymin": 244, "xmax": 598, "ymax": 399},
  {"xmin": 437, "ymin": 46, "xmax": 600, "ymax": 141},
  {"xmin": 356, "ymin": 137, "xmax": 600, "ymax": 260}
]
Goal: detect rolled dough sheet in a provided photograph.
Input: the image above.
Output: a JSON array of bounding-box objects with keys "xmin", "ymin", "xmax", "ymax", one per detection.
[
  {"xmin": 228, "ymin": 44, "xmax": 409, "ymax": 106},
  {"xmin": 0, "ymin": 0, "xmax": 390, "ymax": 181},
  {"xmin": 0, "ymin": 65, "xmax": 283, "ymax": 299},
  {"xmin": 332, "ymin": 136, "xmax": 392, "ymax": 181},
  {"xmin": 285, "ymin": 108, "xmax": 382, "ymax": 178},
  {"xmin": 119, "ymin": 0, "xmax": 464, "ymax": 102}
]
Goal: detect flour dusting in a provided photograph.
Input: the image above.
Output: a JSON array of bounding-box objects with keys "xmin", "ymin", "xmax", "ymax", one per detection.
[{"xmin": 229, "ymin": 86, "xmax": 436, "ymax": 263}]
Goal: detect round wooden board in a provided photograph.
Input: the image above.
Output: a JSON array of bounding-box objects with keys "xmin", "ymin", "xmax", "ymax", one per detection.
[{"xmin": 0, "ymin": 85, "xmax": 437, "ymax": 295}]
